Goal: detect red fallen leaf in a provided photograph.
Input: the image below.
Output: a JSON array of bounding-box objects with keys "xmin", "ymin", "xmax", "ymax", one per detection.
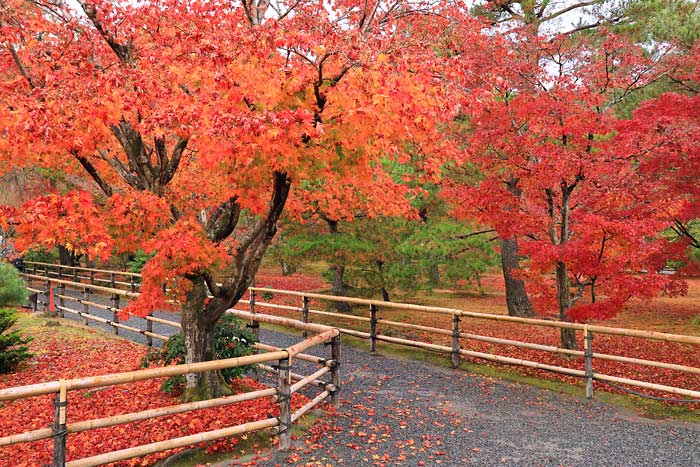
[{"xmin": 0, "ymin": 315, "xmax": 312, "ymax": 467}]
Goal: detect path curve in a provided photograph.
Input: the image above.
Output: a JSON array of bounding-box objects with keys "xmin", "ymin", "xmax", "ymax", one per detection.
[{"xmin": 37, "ymin": 289, "xmax": 700, "ymax": 467}]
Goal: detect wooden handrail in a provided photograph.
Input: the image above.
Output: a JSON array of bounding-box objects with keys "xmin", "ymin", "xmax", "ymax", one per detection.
[
  {"xmin": 249, "ymin": 287, "xmax": 700, "ymax": 345},
  {"xmin": 28, "ymin": 263, "xmax": 700, "ymax": 346},
  {"xmin": 0, "ymin": 351, "xmax": 287, "ymax": 402},
  {"xmin": 23, "ymin": 263, "xmax": 700, "ymax": 404},
  {"xmin": 24, "ymin": 261, "xmax": 142, "ymax": 277},
  {"xmin": 21, "ymin": 272, "xmax": 139, "ymax": 297}
]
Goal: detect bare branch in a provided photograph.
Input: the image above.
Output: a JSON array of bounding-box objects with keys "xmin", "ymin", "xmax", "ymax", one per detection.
[
  {"xmin": 73, "ymin": 152, "xmax": 113, "ymax": 197},
  {"xmin": 78, "ymin": 0, "xmax": 135, "ymax": 66},
  {"xmin": 541, "ymin": 1, "xmax": 599, "ymax": 23}
]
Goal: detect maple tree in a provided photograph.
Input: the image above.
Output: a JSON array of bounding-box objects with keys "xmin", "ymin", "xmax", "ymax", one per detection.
[
  {"xmin": 0, "ymin": 0, "xmax": 462, "ymax": 399},
  {"xmin": 467, "ymin": 0, "xmax": 645, "ymax": 318},
  {"xmin": 620, "ymin": 44, "xmax": 700, "ymax": 270},
  {"xmin": 445, "ymin": 32, "xmax": 683, "ymax": 349}
]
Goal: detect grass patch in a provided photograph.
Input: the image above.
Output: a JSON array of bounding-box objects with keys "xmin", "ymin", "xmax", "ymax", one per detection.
[
  {"xmin": 164, "ymin": 412, "xmax": 322, "ymax": 467},
  {"xmin": 12, "ymin": 310, "xmax": 121, "ymax": 342},
  {"xmin": 164, "ymin": 430, "xmax": 272, "ymax": 467}
]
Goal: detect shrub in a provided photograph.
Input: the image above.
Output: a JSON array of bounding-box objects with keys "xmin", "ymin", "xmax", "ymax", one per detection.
[
  {"xmin": 127, "ymin": 249, "xmax": 154, "ymax": 273},
  {"xmin": 141, "ymin": 314, "xmax": 257, "ymax": 393},
  {"xmin": 260, "ymin": 287, "xmax": 275, "ymax": 301},
  {"xmin": 0, "ymin": 262, "xmax": 27, "ymax": 307},
  {"xmin": 0, "ymin": 308, "xmax": 32, "ymax": 373}
]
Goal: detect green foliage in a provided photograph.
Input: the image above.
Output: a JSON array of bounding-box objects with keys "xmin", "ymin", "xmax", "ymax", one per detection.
[
  {"xmin": 617, "ymin": 0, "xmax": 700, "ymax": 48},
  {"xmin": 273, "ymin": 214, "xmax": 497, "ymax": 299},
  {"xmin": 690, "ymin": 315, "xmax": 700, "ymax": 328},
  {"xmin": 0, "ymin": 262, "xmax": 27, "ymax": 307},
  {"xmin": 611, "ymin": 0, "xmax": 700, "ymax": 118},
  {"xmin": 141, "ymin": 314, "xmax": 257, "ymax": 393},
  {"xmin": 127, "ymin": 249, "xmax": 154, "ymax": 273},
  {"xmin": 396, "ymin": 220, "xmax": 497, "ymax": 290},
  {"xmin": 0, "ymin": 308, "xmax": 33, "ymax": 373},
  {"xmin": 23, "ymin": 248, "xmax": 58, "ymax": 264},
  {"xmin": 259, "ymin": 287, "xmax": 275, "ymax": 301}
]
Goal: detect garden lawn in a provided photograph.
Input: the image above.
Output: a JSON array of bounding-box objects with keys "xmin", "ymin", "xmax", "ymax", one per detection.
[{"xmin": 0, "ymin": 311, "xmax": 306, "ymax": 467}]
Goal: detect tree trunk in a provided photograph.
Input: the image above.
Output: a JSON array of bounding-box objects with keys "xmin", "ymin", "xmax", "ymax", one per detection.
[
  {"xmin": 58, "ymin": 246, "xmax": 78, "ymax": 267},
  {"xmin": 556, "ymin": 261, "xmax": 578, "ymax": 350},
  {"xmin": 428, "ymin": 256, "xmax": 440, "ymax": 287},
  {"xmin": 376, "ymin": 260, "xmax": 391, "ymax": 302},
  {"xmin": 381, "ymin": 288, "xmax": 390, "ymax": 302},
  {"xmin": 181, "ymin": 277, "xmax": 232, "ymax": 402},
  {"xmin": 326, "ymin": 219, "xmax": 351, "ymax": 313},
  {"xmin": 331, "ymin": 264, "xmax": 351, "ymax": 313},
  {"xmin": 500, "ymin": 238, "xmax": 535, "ymax": 317},
  {"xmin": 500, "ymin": 176, "xmax": 535, "ymax": 318},
  {"xmin": 281, "ymin": 261, "xmax": 295, "ymax": 276}
]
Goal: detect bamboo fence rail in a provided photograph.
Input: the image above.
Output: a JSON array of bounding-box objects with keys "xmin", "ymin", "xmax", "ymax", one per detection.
[
  {"xmin": 246, "ymin": 287, "xmax": 700, "ymax": 401},
  {"xmin": 0, "ymin": 307, "xmax": 341, "ymax": 467},
  {"xmin": 22, "ymin": 263, "xmax": 700, "ymax": 403}
]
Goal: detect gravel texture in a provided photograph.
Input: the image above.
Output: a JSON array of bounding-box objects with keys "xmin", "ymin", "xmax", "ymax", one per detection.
[{"xmin": 34, "ymin": 288, "xmax": 700, "ymax": 467}]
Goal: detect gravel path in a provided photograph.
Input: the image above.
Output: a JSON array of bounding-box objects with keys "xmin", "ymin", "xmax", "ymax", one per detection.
[{"xmin": 34, "ymin": 288, "xmax": 700, "ymax": 467}]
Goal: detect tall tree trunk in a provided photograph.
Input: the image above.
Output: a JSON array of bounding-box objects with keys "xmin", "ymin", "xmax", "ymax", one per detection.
[
  {"xmin": 556, "ymin": 261, "xmax": 578, "ymax": 350},
  {"xmin": 500, "ymin": 176, "xmax": 535, "ymax": 317},
  {"xmin": 428, "ymin": 255, "xmax": 440, "ymax": 287},
  {"xmin": 375, "ymin": 260, "xmax": 391, "ymax": 302},
  {"xmin": 500, "ymin": 238, "xmax": 535, "ymax": 317},
  {"xmin": 326, "ymin": 219, "xmax": 351, "ymax": 313},
  {"xmin": 181, "ymin": 276, "xmax": 232, "ymax": 402},
  {"xmin": 330, "ymin": 264, "xmax": 351, "ymax": 313},
  {"xmin": 552, "ymin": 183, "xmax": 578, "ymax": 351}
]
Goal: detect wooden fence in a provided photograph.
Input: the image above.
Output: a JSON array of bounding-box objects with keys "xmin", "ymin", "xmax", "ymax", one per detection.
[
  {"xmin": 21, "ymin": 261, "xmax": 700, "ymax": 403},
  {"xmin": 0, "ymin": 304, "xmax": 341, "ymax": 467}
]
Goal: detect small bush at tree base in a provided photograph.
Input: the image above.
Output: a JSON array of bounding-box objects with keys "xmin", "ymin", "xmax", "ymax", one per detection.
[
  {"xmin": 141, "ymin": 314, "xmax": 257, "ymax": 393},
  {"xmin": 0, "ymin": 308, "xmax": 33, "ymax": 373},
  {"xmin": 0, "ymin": 262, "xmax": 28, "ymax": 308}
]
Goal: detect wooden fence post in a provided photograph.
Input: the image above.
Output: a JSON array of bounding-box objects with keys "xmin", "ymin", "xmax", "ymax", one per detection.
[
  {"xmin": 146, "ymin": 314, "xmax": 153, "ymax": 347},
  {"xmin": 72, "ymin": 267, "xmax": 78, "ymax": 283},
  {"xmin": 276, "ymin": 357, "xmax": 291, "ymax": 451},
  {"xmin": 249, "ymin": 289, "xmax": 259, "ymax": 340},
  {"xmin": 301, "ymin": 296, "xmax": 309, "ymax": 338},
  {"xmin": 45, "ymin": 269, "xmax": 51, "ymax": 312},
  {"xmin": 369, "ymin": 304, "xmax": 378, "ymax": 353},
  {"xmin": 111, "ymin": 293, "xmax": 120, "ymax": 335},
  {"xmin": 584, "ymin": 325, "xmax": 594, "ymax": 399},
  {"xmin": 110, "ymin": 273, "xmax": 115, "ymax": 289},
  {"xmin": 130, "ymin": 276, "xmax": 136, "ymax": 293},
  {"xmin": 82, "ymin": 287, "xmax": 90, "ymax": 326},
  {"xmin": 89, "ymin": 270, "xmax": 95, "ymax": 285},
  {"xmin": 57, "ymin": 283, "xmax": 65, "ymax": 318},
  {"xmin": 451, "ymin": 314, "xmax": 460, "ymax": 369},
  {"xmin": 330, "ymin": 335, "xmax": 341, "ymax": 408},
  {"xmin": 52, "ymin": 382, "xmax": 67, "ymax": 467}
]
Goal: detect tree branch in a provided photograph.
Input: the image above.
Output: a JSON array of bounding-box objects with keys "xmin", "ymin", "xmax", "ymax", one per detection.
[
  {"xmin": 73, "ymin": 152, "xmax": 113, "ymax": 197},
  {"xmin": 205, "ymin": 197, "xmax": 241, "ymax": 243},
  {"xmin": 78, "ymin": 1, "xmax": 135, "ymax": 66}
]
